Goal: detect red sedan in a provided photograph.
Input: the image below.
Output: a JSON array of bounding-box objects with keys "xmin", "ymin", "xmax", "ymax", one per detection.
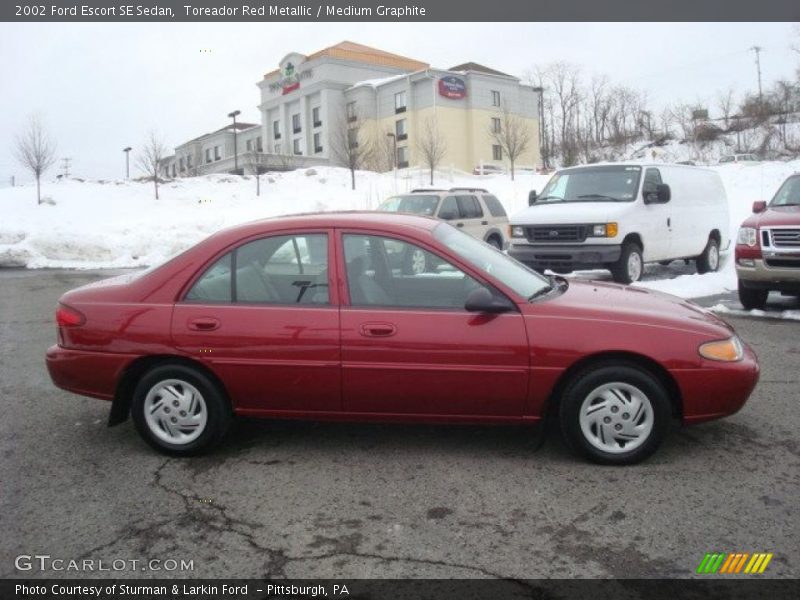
[{"xmin": 46, "ymin": 212, "xmax": 759, "ymax": 464}]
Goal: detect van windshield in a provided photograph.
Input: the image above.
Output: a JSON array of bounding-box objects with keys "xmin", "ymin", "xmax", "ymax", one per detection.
[
  {"xmin": 536, "ymin": 166, "xmax": 642, "ymax": 204},
  {"xmin": 378, "ymin": 195, "xmax": 440, "ymax": 216}
]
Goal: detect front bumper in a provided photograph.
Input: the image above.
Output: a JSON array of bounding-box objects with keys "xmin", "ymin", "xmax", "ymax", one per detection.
[
  {"xmin": 508, "ymin": 243, "xmax": 621, "ymax": 271},
  {"xmin": 46, "ymin": 345, "xmax": 133, "ymax": 401},
  {"xmin": 736, "ymin": 258, "xmax": 800, "ymax": 292}
]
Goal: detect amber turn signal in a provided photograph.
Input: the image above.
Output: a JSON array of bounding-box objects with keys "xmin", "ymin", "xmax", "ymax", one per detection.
[{"xmin": 698, "ymin": 337, "xmax": 743, "ymax": 362}]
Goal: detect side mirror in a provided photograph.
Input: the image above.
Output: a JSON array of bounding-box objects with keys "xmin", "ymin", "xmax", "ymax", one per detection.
[
  {"xmin": 439, "ymin": 209, "xmax": 457, "ymax": 220},
  {"xmin": 752, "ymin": 200, "xmax": 767, "ymax": 213},
  {"xmin": 464, "ymin": 287, "xmax": 515, "ymax": 314},
  {"xmin": 528, "ymin": 190, "xmax": 538, "ymax": 206},
  {"xmin": 656, "ymin": 183, "xmax": 671, "ymax": 203}
]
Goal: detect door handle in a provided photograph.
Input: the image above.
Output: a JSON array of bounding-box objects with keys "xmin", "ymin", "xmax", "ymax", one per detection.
[
  {"xmin": 456, "ymin": 222, "xmax": 465, "ymax": 228},
  {"xmin": 667, "ymin": 217, "xmax": 671, "ymax": 227},
  {"xmin": 188, "ymin": 317, "xmax": 220, "ymax": 331},
  {"xmin": 359, "ymin": 322, "xmax": 397, "ymax": 337}
]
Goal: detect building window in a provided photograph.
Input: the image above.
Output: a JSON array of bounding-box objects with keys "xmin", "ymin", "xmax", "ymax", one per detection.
[
  {"xmin": 179, "ymin": 157, "xmax": 185, "ymax": 171},
  {"xmin": 246, "ymin": 139, "xmax": 252, "ymax": 151},
  {"xmin": 171, "ymin": 164, "xmax": 176, "ymax": 177},
  {"xmin": 395, "ymin": 119, "xmax": 407, "ymax": 141},
  {"xmin": 313, "ymin": 132, "xmax": 322, "ymax": 154},
  {"xmin": 205, "ymin": 148, "xmax": 212, "ymax": 163},
  {"xmin": 346, "ymin": 101, "xmax": 357, "ymax": 123},
  {"xmin": 273, "ymin": 120, "xmax": 281, "ymax": 140},
  {"xmin": 292, "ymin": 113, "xmax": 301, "ymax": 134},
  {"xmin": 256, "ymin": 137, "xmax": 263, "ymax": 152},
  {"xmin": 491, "ymin": 117, "xmax": 501, "ymax": 133},
  {"xmin": 274, "ymin": 144, "xmax": 281, "ymax": 154},
  {"xmin": 395, "ymin": 91, "xmax": 407, "ymax": 113},
  {"xmin": 214, "ymin": 145, "xmax": 221, "ymax": 161},
  {"xmin": 492, "ymin": 90, "xmax": 501, "ymax": 107},
  {"xmin": 312, "ymin": 107, "xmax": 321, "ymax": 127},
  {"xmin": 186, "ymin": 154, "xmax": 193, "ymax": 168},
  {"xmin": 492, "ymin": 144, "xmax": 503, "ymax": 161},
  {"xmin": 347, "ymin": 128, "xmax": 358, "ymax": 149},
  {"xmin": 396, "ymin": 146, "xmax": 408, "ymax": 169},
  {"xmin": 293, "ymin": 139, "xmax": 302, "ymax": 155}
]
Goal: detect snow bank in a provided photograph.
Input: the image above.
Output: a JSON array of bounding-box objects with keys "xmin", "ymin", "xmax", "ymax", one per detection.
[{"xmin": 1, "ymin": 160, "xmax": 798, "ymax": 301}]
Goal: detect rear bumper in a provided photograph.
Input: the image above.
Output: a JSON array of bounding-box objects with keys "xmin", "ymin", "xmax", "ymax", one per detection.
[
  {"xmin": 46, "ymin": 345, "xmax": 133, "ymax": 401},
  {"xmin": 736, "ymin": 258, "xmax": 800, "ymax": 292},
  {"xmin": 677, "ymin": 344, "xmax": 760, "ymax": 424},
  {"xmin": 508, "ymin": 243, "xmax": 621, "ymax": 271}
]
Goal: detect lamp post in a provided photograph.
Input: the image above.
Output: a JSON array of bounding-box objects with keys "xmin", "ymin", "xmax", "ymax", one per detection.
[
  {"xmin": 228, "ymin": 109, "xmax": 241, "ymax": 174},
  {"xmin": 123, "ymin": 147, "xmax": 132, "ymax": 179}
]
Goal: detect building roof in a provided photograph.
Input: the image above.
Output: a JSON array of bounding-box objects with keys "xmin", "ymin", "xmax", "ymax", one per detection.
[
  {"xmin": 264, "ymin": 41, "xmax": 429, "ymax": 78},
  {"xmin": 448, "ymin": 62, "xmax": 513, "ymax": 78},
  {"xmin": 181, "ymin": 122, "xmax": 259, "ymax": 145}
]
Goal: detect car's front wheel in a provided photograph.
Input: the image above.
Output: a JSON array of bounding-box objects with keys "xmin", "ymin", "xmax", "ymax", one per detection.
[
  {"xmin": 559, "ymin": 363, "xmax": 671, "ymax": 465},
  {"xmin": 132, "ymin": 364, "xmax": 231, "ymax": 455},
  {"xmin": 738, "ymin": 280, "xmax": 768, "ymax": 310}
]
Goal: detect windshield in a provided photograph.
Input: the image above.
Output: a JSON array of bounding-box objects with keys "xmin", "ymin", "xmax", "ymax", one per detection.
[
  {"xmin": 378, "ymin": 195, "xmax": 440, "ymax": 216},
  {"xmin": 537, "ymin": 166, "xmax": 642, "ymax": 203},
  {"xmin": 771, "ymin": 176, "xmax": 800, "ymax": 207},
  {"xmin": 433, "ymin": 223, "xmax": 551, "ymax": 299}
]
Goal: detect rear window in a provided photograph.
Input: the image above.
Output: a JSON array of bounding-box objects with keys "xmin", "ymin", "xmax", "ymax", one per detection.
[
  {"xmin": 481, "ymin": 194, "xmax": 507, "ymax": 217},
  {"xmin": 378, "ymin": 195, "xmax": 439, "ymax": 216}
]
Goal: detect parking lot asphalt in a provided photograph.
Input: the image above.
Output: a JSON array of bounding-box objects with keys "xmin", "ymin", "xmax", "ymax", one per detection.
[{"xmin": 0, "ymin": 269, "xmax": 797, "ymax": 579}]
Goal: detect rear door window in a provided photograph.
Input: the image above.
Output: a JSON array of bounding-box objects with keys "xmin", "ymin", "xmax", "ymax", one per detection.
[{"xmin": 456, "ymin": 195, "xmax": 483, "ymax": 219}]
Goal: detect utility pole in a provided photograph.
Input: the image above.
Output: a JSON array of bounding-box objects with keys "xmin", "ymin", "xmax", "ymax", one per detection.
[
  {"xmin": 123, "ymin": 147, "xmax": 132, "ymax": 179},
  {"xmin": 750, "ymin": 46, "xmax": 763, "ymax": 106},
  {"xmin": 60, "ymin": 157, "xmax": 71, "ymax": 178}
]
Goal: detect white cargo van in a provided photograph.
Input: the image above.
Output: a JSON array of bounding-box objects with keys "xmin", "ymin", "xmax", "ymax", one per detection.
[{"xmin": 508, "ymin": 164, "xmax": 730, "ymax": 283}]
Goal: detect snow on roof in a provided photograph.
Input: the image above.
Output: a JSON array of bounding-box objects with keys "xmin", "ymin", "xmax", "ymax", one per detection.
[{"xmin": 349, "ymin": 72, "xmax": 410, "ymax": 90}]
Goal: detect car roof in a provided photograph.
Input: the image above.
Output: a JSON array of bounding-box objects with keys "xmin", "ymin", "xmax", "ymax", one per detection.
[{"xmin": 211, "ymin": 210, "xmax": 441, "ymax": 244}]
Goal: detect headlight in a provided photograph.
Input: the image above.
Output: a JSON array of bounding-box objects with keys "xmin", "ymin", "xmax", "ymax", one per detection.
[
  {"xmin": 511, "ymin": 226, "xmax": 525, "ymax": 238},
  {"xmin": 590, "ymin": 223, "xmax": 618, "ymax": 238},
  {"xmin": 698, "ymin": 336, "xmax": 744, "ymax": 362},
  {"xmin": 737, "ymin": 227, "xmax": 757, "ymax": 247}
]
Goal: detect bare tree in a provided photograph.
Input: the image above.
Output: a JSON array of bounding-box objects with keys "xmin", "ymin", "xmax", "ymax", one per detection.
[
  {"xmin": 416, "ymin": 117, "xmax": 447, "ymax": 185},
  {"xmin": 717, "ymin": 88, "xmax": 736, "ymax": 128},
  {"xmin": 330, "ymin": 107, "xmax": 372, "ymax": 190},
  {"xmin": 136, "ymin": 131, "xmax": 167, "ymax": 199},
  {"xmin": 243, "ymin": 151, "xmax": 264, "ymax": 196},
  {"xmin": 490, "ymin": 103, "xmax": 533, "ymax": 180},
  {"xmin": 14, "ymin": 115, "xmax": 57, "ymax": 205}
]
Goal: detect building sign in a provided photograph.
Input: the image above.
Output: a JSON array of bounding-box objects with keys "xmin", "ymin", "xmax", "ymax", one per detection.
[
  {"xmin": 438, "ymin": 76, "xmax": 467, "ymax": 99},
  {"xmin": 269, "ymin": 61, "xmax": 313, "ymax": 95}
]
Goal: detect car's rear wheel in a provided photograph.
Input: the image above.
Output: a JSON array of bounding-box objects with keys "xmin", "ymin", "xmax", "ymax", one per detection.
[
  {"xmin": 611, "ymin": 242, "xmax": 643, "ymax": 284},
  {"xmin": 738, "ymin": 280, "xmax": 768, "ymax": 310},
  {"xmin": 132, "ymin": 364, "xmax": 231, "ymax": 455},
  {"xmin": 696, "ymin": 237, "xmax": 720, "ymax": 274},
  {"xmin": 559, "ymin": 363, "xmax": 671, "ymax": 465}
]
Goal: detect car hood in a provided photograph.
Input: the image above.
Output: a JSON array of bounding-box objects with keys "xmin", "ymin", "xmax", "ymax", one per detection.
[
  {"xmin": 512, "ymin": 201, "xmax": 630, "ymax": 225},
  {"xmin": 523, "ymin": 279, "xmax": 733, "ymax": 337},
  {"xmin": 742, "ymin": 204, "xmax": 800, "ymax": 228}
]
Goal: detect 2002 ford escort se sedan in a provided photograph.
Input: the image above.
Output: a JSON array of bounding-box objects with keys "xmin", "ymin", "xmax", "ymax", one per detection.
[{"xmin": 46, "ymin": 212, "xmax": 759, "ymax": 464}]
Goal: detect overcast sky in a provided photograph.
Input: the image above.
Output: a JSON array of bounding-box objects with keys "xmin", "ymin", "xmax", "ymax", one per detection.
[{"xmin": 1, "ymin": 22, "xmax": 797, "ymax": 182}]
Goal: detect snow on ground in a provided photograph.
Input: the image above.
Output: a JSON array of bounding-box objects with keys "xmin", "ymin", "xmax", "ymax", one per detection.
[
  {"xmin": 711, "ymin": 303, "xmax": 800, "ymax": 322},
  {"xmin": 1, "ymin": 159, "xmax": 799, "ymax": 300}
]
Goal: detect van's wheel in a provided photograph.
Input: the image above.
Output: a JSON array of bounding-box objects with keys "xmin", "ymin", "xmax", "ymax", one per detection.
[
  {"xmin": 131, "ymin": 364, "xmax": 232, "ymax": 456},
  {"xmin": 738, "ymin": 281, "xmax": 768, "ymax": 311},
  {"xmin": 559, "ymin": 362, "xmax": 671, "ymax": 465},
  {"xmin": 611, "ymin": 242, "xmax": 643, "ymax": 284},
  {"xmin": 696, "ymin": 237, "xmax": 720, "ymax": 274}
]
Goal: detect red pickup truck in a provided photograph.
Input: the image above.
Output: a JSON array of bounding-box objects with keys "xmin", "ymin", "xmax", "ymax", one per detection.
[{"xmin": 736, "ymin": 173, "xmax": 800, "ymax": 309}]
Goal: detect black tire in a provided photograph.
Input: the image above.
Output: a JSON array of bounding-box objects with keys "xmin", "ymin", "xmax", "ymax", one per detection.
[
  {"xmin": 486, "ymin": 235, "xmax": 503, "ymax": 250},
  {"xmin": 610, "ymin": 242, "xmax": 643, "ymax": 284},
  {"xmin": 696, "ymin": 236, "xmax": 720, "ymax": 274},
  {"xmin": 132, "ymin": 364, "xmax": 232, "ymax": 456},
  {"xmin": 559, "ymin": 362, "xmax": 671, "ymax": 465},
  {"xmin": 738, "ymin": 280, "xmax": 768, "ymax": 311}
]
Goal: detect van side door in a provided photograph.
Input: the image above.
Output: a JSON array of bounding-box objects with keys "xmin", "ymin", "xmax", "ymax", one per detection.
[{"xmin": 641, "ymin": 168, "xmax": 672, "ymax": 261}]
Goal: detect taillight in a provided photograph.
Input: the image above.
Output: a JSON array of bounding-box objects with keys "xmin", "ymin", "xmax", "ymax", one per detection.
[{"xmin": 56, "ymin": 304, "xmax": 85, "ymax": 327}]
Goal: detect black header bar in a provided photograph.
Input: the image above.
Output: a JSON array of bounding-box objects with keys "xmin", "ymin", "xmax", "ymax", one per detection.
[{"xmin": 3, "ymin": 0, "xmax": 800, "ymax": 22}]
